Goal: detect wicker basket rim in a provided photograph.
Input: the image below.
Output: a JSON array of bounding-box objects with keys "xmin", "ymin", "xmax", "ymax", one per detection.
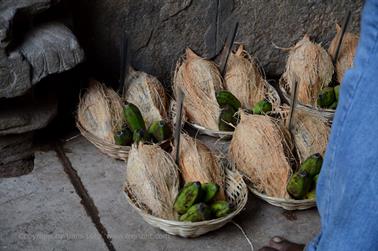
[
  {"xmin": 76, "ymin": 121, "xmax": 132, "ymax": 150},
  {"xmin": 248, "ymin": 185, "xmax": 315, "ymax": 204}
]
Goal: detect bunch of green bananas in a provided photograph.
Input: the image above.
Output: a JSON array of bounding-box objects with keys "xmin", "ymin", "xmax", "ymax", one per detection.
[
  {"xmin": 114, "ymin": 103, "xmax": 171, "ymax": 146},
  {"xmin": 287, "ymin": 153, "xmax": 323, "ymax": 200},
  {"xmin": 173, "ymin": 181, "xmax": 232, "ymax": 222},
  {"xmin": 317, "ymin": 85, "xmax": 340, "ymax": 109}
]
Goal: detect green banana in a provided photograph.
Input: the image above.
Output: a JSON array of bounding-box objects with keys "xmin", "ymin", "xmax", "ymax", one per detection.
[
  {"xmin": 132, "ymin": 128, "xmax": 150, "ymax": 144},
  {"xmin": 201, "ymin": 183, "xmax": 219, "ymax": 203},
  {"xmin": 299, "ymin": 153, "xmax": 323, "ymax": 177},
  {"xmin": 252, "ymin": 99, "xmax": 272, "ymax": 115},
  {"xmin": 123, "ymin": 103, "xmax": 146, "ymax": 132},
  {"xmin": 317, "ymin": 87, "xmax": 336, "ymax": 108},
  {"xmin": 114, "ymin": 125, "xmax": 133, "ymax": 146},
  {"xmin": 219, "ymin": 105, "xmax": 237, "ymax": 131},
  {"xmin": 216, "ymin": 91, "xmax": 242, "ymax": 110},
  {"xmin": 287, "ymin": 171, "xmax": 312, "ymax": 199},
  {"xmin": 334, "ymin": 85, "xmax": 340, "ymax": 101},
  {"xmin": 305, "ymin": 188, "xmax": 316, "ymax": 200},
  {"xmin": 179, "ymin": 203, "xmax": 212, "ymax": 222},
  {"xmin": 148, "ymin": 120, "xmax": 171, "ymax": 143},
  {"xmin": 174, "ymin": 182, "xmax": 202, "ymax": 214},
  {"xmin": 329, "ymin": 101, "xmax": 338, "ymax": 110},
  {"xmin": 210, "ymin": 201, "xmax": 232, "ymax": 218}
]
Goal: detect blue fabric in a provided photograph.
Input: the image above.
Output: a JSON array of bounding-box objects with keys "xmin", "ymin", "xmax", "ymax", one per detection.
[{"xmin": 306, "ymin": 1, "xmax": 378, "ymax": 250}]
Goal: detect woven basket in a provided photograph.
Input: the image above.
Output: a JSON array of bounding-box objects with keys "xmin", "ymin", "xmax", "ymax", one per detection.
[
  {"xmin": 278, "ymin": 78, "xmax": 335, "ymax": 121},
  {"xmin": 123, "ymin": 167, "xmax": 248, "ymax": 238},
  {"xmin": 248, "ymin": 185, "xmax": 316, "ymax": 211},
  {"xmin": 76, "ymin": 121, "xmax": 171, "ymax": 161},
  {"xmin": 187, "ymin": 82, "xmax": 281, "ymax": 139}
]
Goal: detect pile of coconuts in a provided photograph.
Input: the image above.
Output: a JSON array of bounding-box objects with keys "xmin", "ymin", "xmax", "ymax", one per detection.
[
  {"xmin": 229, "ymin": 108, "xmax": 330, "ymax": 200},
  {"xmin": 78, "ymin": 67, "xmax": 171, "ymax": 146},
  {"xmin": 125, "ymin": 133, "xmax": 234, "ymax": 221},
  {"xmin": 173, "ymin": 46, "xmax": 279, "ymax": 132},
  {"xmin": 281, "ymin": 28, "xmax": 359, "ymax": 110}
]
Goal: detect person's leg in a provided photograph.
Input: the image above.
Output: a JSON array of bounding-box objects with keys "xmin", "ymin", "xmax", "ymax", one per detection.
[
  {"xmin": 260, "ymin": 1, "xmax": 378, "ymax": 250},
  {"xmin": 307, "ymin": 1, "xmax": 378, "ymax": 250}
]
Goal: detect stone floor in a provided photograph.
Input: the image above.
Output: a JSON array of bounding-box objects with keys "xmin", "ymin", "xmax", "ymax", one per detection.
[{"xmin": 0, "ymin": 134, "xmax": 320, "ymax": 251}]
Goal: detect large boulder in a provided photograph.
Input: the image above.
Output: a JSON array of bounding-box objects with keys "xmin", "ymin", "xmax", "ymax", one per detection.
[
  {"xmin": 74, "ymin": 0, "xmax": 363, "ymax": 85},
  {"xmin": 0, "ymin": 0, "xmax": 84, "ymax": 98}
]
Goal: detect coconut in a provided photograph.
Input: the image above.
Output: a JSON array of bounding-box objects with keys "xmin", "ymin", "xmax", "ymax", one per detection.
[
  {"xmin": 78, "ymin": 80, "xmax": 124, "ymax": 143},
  {"xmin": 173, "ymin": 48, "xmax": 223, "ymax": 130},
  {"xmin": 229, "ymin": 112, "xmax": 294, "ymax": 198},
  {"xmin": 328, "ymin": 24, "xmax": 359, "ymax": 83},
  {"xmin": 224, "ymin": 45, "xmax": 269, "ymax": 108},
  {"xmin": 125, "ymin": 143, "xmax": 180, "ymax": 220},
  {"xmin": 291, "ymin": 109, "xmax": 330, "ymax": 163},
  {"xmin": 175, "ymin": 133, "xmax": 225, "ymax": 200},
  {"xmin": 282, "ymin": 35, "xmax": 334, "ymax": 106},
  {"xmin": 123, "ymin": 67, "xmax": 168, "ymax": 127}
]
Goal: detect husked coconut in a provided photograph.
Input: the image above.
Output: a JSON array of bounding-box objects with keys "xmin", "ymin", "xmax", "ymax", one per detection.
[
  {"xmin": 282, "ymin": 35, "xmax": 334, "ymax": 106},
  {"xmin": 125, "ymin": 143, "xmax": 180, "ymax": 220},
  {"xmin": 224, "ymin": 45, "xmax": 267, "ymax": 108},
  {"xmin": 78, "ymin": 80, "xmax": 123, "ymax": 143},
  {"xmin": 173, "ymin": 48, "xmax": 223, "ymax": 130},
  {"xmin": 229, "ymin": 112, "xmax": 294, "ymax": 198},
  {"xmin": 123, "ymin": 67, "xmax": 168, "ymax": 127},
  {"xmin": 328, "ymin": 24, "xmax": 359, "ymax": 83}
]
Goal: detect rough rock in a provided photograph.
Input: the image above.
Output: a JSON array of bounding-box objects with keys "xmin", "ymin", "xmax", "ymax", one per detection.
[
  {"xmin": 0, "ymin": 158, "xmax": 34, "ymax": 177},
  {"xmin": 0, "ymin": 22, "xmax": 84, "ymax": 98},
  {"xmin": 0, "ymin": 133, "xmax": 33, "ymax": 164},
  {"xmin": 0, "ymin": 132, "xmax": 34, "ymax": 177},
  {"xmin": 0, "ymin": 0, "xmax": 59, "ymax": 51},
  {"xmin": 20, "ymin": 22, "xmax": 85, "ymax": 84},
  {"xmin": 74, "ymin": 0, "xmax": 363, "ymax": 85},
  {"xmin": 0, "ymin": 93, "xmax": 58, "ymax": 135}
]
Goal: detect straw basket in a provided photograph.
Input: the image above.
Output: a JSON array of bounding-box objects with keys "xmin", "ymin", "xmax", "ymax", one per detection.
[
  {"xmin": 77, "ymin": 121, "xmax": 171, "ymax": 161},
  {"xmin": 279, "ymin": 78, "xmax": 335, "ymax": 121},
  {"xmin": 187, "ymin": 82, "xmax": 281, "ymax": 139},
  {"xmin": 123, "ymin": 166, "xmax": 248, "ymax": 238},
  {"xmin": 248, "ymin": 185, "xmax": 315, "ymax": 211}
]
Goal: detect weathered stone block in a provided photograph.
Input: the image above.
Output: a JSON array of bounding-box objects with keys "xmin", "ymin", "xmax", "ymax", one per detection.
[{"xmin": 74, "ymin": 0, "xmax": 362, "ymax": 84}]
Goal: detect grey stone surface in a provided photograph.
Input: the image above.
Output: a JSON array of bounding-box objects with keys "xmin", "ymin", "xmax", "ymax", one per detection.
[
  {"xmin": 0, "ymin": 94, "xmax": 57, "ymax": 136},
  {"xmin": 0, "ymin": 0, "xmax": 57, "ymax": 50},
  {"xmin": 74, "ymin": 0, "xmax": 362, "ymax": 85},
  {"xmin": 64, "ymin": 135, "xmax": 320, "ymax": 250},
  {"xmin": 0, "ymin": 21, "xmax": 84, "ymax": 98},
  {"xmin": 0, "ymin": 133, "xmax": 33, "ymax": 164},
  {"xmin": 0, "ymin": 158, "xmax": 34, "ymax": 178},
  {"xmin": 0, "ymin": 150, "xmax": 107, "ymax": 251},
  {"xmin": 0, "ymin": 132, "xmax": 34, "ymax": 177},
  {"xmin": 19, "ymin": 22, "xmax": 85, "ymax": 84}
]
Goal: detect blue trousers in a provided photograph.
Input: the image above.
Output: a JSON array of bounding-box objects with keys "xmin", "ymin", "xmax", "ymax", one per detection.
[{"xmin": 306, "ymin": 1, "xmax": 378, "ymax": 250}]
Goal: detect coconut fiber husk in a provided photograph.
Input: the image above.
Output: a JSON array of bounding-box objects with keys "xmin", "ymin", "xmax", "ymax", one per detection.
[
  {"xmin": 229, "ymin": 112, "xmax": 294, "ymax": 198},
  {"xmin": 224, "ymin": 45, "xmax": 272, "ymax": 108},
  {"xmin": 78, "ymin": 80, "xmax": 124, "ymax": 143},
  {"xmin": 173, "ymin": 48, "xmax": 223, "ymax": 130},
  {"xmin": 123, "ymin": 67, "xmax": 168, "ymax": 127},
  {"xmin": 282, "ymin": 35, "xmax": 334, "ymax": 106},
  {"xmin": 291, "ymin": 109, "xmax": 330, "ymax": 163},
  {"xmin": 328, "ymin": 24, "xmax": 359, "ymax": 83},
  {"xmin": 126, "ymin": 143, "xmax": 180, "ymax": 220},
  {"xmin": 175, "ymin": 133, "xmax": 225, "ymax": 200}
]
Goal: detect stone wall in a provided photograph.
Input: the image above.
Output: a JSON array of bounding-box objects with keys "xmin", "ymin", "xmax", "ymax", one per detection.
[{"xmin": 74, "ymin": 0, "xmax": 363, "ymax": 87}]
